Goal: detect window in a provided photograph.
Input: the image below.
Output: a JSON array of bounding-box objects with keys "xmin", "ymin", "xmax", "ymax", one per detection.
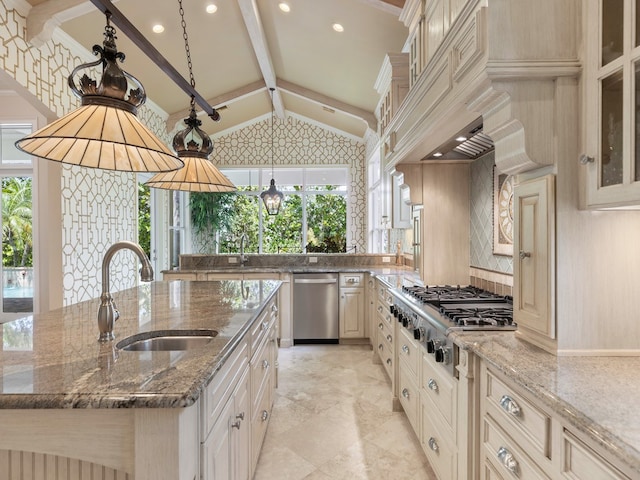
[
  {"xmin": 206, "ymin": 167, "xmax": 348, "ymax": 254},
  {"xmin": 0, "ymin": 124, "xmax": 34, "ymax": 320}
]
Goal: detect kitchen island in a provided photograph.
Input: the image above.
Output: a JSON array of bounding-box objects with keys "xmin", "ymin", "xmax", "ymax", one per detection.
[{"xmin": 0, "ymin": 279, "xmax": 280, "ymax": 479}]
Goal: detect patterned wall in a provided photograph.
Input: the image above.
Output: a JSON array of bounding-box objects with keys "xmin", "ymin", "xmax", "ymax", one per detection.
[
  {"xmin": 1, "ymin": 0, "xmax": 169, "ymax": 305},
  {"xmin": 213, "ymin": 116, "xmax": 367, "ymax": 252},
  {"xmin": 470, "ymin": 152, "xmax": 513, "ymax": 274}
]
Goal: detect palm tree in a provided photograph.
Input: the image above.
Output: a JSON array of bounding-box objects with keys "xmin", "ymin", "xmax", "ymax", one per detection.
[{"xmin": 2, "ymin": 177, "xmax": 33, "ymax": 267}]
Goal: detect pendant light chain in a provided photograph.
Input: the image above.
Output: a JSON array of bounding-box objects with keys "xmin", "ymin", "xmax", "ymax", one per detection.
[
  {"xmin": 178, "ymin": 0, "xmax": 196, "ymax": 108},
  {"xmin": 270, "ymin": 87, "xmax": 275, "ymax": 178}
]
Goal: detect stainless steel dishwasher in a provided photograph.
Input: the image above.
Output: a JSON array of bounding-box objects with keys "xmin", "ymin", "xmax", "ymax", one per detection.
[{"xmin": 293, "ymin": 273, "xmax": 339, "ymax": 344}]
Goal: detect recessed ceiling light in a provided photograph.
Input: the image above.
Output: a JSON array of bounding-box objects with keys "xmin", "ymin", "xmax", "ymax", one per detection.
[
  {"xmin": 455, "ymin": 136, "xmax": 467, "ymax": 142},
  {"xmin": 152, "ymin": 24, "xmax": 165, "ymax": 34},
  {"xmin": 278, "ymin": 2, "xmax": 290, "ymax": 12},
  {"xmin": 433, "ymin": 152, "xmax": 443, "ymax": 157},
  {"xmin": 332, "ymin": 23, "xmax": 344, "ymax": 33},
  {"xmin": 206, "ymin": 4, "xmax": 218, "ymax": 14}
]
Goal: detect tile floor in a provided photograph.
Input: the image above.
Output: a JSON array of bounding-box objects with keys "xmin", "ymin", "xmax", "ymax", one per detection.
[{"xmin": 253, "ymin": 344, "xmax": 437, "ymax": 480}]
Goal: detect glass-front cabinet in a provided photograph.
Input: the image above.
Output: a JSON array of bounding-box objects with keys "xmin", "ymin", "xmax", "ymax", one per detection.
[{"xmin": 583, "ymin": 0, "xmax": 640, "ymax": 208}]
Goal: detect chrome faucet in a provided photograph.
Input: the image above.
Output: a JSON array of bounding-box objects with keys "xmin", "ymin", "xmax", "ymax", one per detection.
[
  {"xmin": 239, "ymin": 232, "xmax": 248, "ymax": 266},
  {"xmin": 97, "ymin": 241, "xmax": 154, "ymax": 342}
]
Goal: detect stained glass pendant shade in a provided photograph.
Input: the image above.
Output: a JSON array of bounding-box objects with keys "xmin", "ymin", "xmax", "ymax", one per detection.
[{"xmin": 15, "ymin": 14, "xmax": 183, "ymax": 173}]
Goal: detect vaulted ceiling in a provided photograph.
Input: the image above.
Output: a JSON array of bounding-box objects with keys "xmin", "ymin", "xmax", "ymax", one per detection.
[{"xmin": 24, "ymin": 0, "xmax": 408, "ymax": 140}]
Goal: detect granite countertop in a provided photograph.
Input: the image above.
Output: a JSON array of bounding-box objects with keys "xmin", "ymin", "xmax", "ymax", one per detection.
[
  {"xmin": 452, "ymin": 331, "xmax": 640, "ymax": 475},
  {"xmin": 164, "ymin": 265, "xmax": 415, "ymax": 276},
  {"xmin": 0, "ymin": 279, "xmax": 280, "ymax": 409}
]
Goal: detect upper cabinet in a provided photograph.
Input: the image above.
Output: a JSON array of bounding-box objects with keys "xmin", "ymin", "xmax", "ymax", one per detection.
[
  {"xmin": 582, "ymin": 0, "xmax": 640, "ymax": 209},
  {"xmin": 375, "ymin": 53, "xmax": 410, "ymax": 144}
]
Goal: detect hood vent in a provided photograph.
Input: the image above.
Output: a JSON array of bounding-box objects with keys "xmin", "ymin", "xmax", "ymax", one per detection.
[{"xmin": 423, "ymin": 119, "xmax": 494, "ymax": 161}]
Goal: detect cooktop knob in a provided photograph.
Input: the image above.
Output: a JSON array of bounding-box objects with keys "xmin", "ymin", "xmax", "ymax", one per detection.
[
  {"xmin": 427, "ymin": 339, "xmax": 435, "ymax": 353},
  {"xmin": 435, "ymin": 347, "xmax": 450, "ymax": 364}
]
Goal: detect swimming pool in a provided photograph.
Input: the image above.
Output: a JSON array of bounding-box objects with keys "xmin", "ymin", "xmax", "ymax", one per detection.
[{"xmin": 3, "ymin": 286, "xmax": 33, "ymax": 298}]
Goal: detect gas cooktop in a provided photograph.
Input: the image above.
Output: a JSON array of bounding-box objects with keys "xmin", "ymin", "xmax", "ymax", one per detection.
[{"xmin": 397, "ymin": 284, "xmax": 516, "ymax": 330}]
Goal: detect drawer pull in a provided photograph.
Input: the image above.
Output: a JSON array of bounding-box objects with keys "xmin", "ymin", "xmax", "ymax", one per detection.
[
  {"xmin": 500, "ymin": 395, "xmax": 521, "ymax": 417},
  {"xmin": 427, "ymin": 378, "xmax": 439, "ymax": 392},
  {"xmin": 428, "ymin": 437, "xmax": 439, "ymax": 452},
  {"xmin": 386, "ymin": 334, "xmax": 392, "ymax": 343},
  {"xmin": 377, "ymin": 305, "xmax": 383, "ymax": 313},
  {"xmin": 261, "ymin": 410, "xmax": 269, "ymax": 422},
  {"xmin": 401, "ymin": 388, "xmax": 410, "ymax": 399},
  {"xmin": 386, "ymin": 358, "xmax": 392, "ymax": 366},
  {"xmin": 271, "ymin": 304, "xmax": 278, "ymax": 313},
  {"xmin": 497, "ymin": 446, "xmax": 519, "ymax": 475},
  {"xmin": 378, "ymin": 323, "xmax": 384, "ymax": 330},
  {"xmin": 231, "ymin": 420, "xmax": 241, "ymax": 429},
  {"xmin": 378, "ymin": 344, "xmax": 384, "ymax": 351},
  {"xmin": 262, "ymin": 359, "xmax": 269, "ymax": 369},
  {"xmin": 402, "ymin": 344, "xmax": 409, "ymax": 354},
  {"xmin": 519, "ymin": 250, "xmax": 531, "ymax": 260},
  {"xmin": 261, "ymin": 321, "xmax": 269, "ymax": 330},
  {"xmin": 236, "ymin": 412, "xmax": 245, "ymax": 421}
]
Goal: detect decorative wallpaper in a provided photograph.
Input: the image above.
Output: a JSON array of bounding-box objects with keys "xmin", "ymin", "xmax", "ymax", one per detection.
[
  {"xmin": 470, "ymin": 152, "xmax": 513, "ymax": 274},
  {"xmin": 1, "ymin": 0, "xmax": 168, "ymax": 305},
  {"xmin": 213, "ymin": 115, "xmax": 367, "ymax": 252}
]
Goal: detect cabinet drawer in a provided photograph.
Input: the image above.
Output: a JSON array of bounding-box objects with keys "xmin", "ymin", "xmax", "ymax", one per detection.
[
  {"xmin": 250, "ymin": 333, "xmax": 272, "ymax": 416},
  {"xmin": 562, "ymin": 431, "xmax": 630, "ymax": 480},
  {"xmin": 340, "ymin": 273, "xmax": 364, "ymax": 287},
  {"xmin": 249, "ymin": 305, "xmax": 274, "ymax": 355},
  {"xmin": 398, "ymin": 327, "xmax": 420, "ymax": 378},
  {"xmin": 377, "ymin": 298, "xmax": 394, "ymax": 326},
  {"xmin": 422, "ymin": 353, "xmax": 456, "ymax": 430},
  {"xmin": 202, "ymin": 337, "xmax": 249, "ymax": 439},
  {"xmin": 398, "ymin": 365, "xmax": 419, "ymax": 432},
  {"xmin": 377, "ymin": 330, "xmax": 394, "ymax": 379},
  {"xmin": 421, "ymin": 399, "xmax": 457, "ymax": 480},
  {"xmin": 483, "ymin": 367, "xmax": 551, "ymax": 460},
  {"xmin": 251, "ymin": 385, "xmax": 272, "ymax": 468},
  {"xmin": 482, "ymin": 416, "xmax": 550, "ymax": 480},
  {"xmin": 378, "ymin": 285, "xmax": 393, "ymax": 305}
]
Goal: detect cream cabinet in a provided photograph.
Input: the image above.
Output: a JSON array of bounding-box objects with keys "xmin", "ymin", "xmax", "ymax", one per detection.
[
  {"xmin": 339, "ymin": 273, "xmax": 365, "ymax": 339},
  {"xmin": 582, "ymin": 0, "xmax": 640, "ymax": 208},
  {"xmin": 479, "ymin": 360, "xmax": 635, "ymax": 480},
  {"xmin": 513, "ymin": 174, "xmax": 556, "ymax": 353}
]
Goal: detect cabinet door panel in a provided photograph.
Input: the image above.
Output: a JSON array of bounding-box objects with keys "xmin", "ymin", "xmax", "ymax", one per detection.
[
  {"xmin": 513, "ymin": 175, "xmax": 555, "ymax": 342},
  {"xmin": 339, "ymin": 288, "xmax": 365, "ymax": 338}
]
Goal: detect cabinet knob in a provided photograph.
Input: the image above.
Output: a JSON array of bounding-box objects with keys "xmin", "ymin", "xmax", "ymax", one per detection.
[
  {"xmin": 386, "ymin": 334, "xmax": 392, "ymax": 343},
  {"xmin": 427, "ymin": 378, "xmax": 439, "ymax": 392},
  {"xmin": 231, "ymin": 420, "xmax": 241, "ymax": 429},
  {"xmin": 499, "ymin": 395, "xmax": 521, "ymax": 417},
  {"xmin": 579, "ymin": 154, "xmax": 595, "ymax": 165},
  {"xmin": 428, "ymin": 437, "xmax": 439, "ymax": 452},
  {"xmin": 402, "ymin": 344, "xmax": 409, "ymax": 354},
  {"xmin": 261, "ymin": 410, "xmax": 269, "ymax": 422},
  {"xmin": 401, "ymin": 388, "xmax": 410, "ymax": 399},
  {"xmin": 519, "ymin": 250, "xmax": 531, "ymax": 260},
  {"xmin": 386, "ymin": 358, "xmax": 392, "ymax": 366},
  {"xmin": 236, "ymin": 412, "xmax": 245, "ymax": 421},
  {"xmin": 497, "ymin": 446, "xmax": 519, "ymax": 475},
  {"xmin": 262, "ymin": 359, "xmax": 269, "ymax": 369}
]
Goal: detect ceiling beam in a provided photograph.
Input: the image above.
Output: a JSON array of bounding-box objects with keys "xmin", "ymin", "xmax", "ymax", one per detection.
[
  {"xmin": 86, "ymin": 0, "xmax": 221, "ymax": 122},
  {"xmin": 166, "ymin": 80, "xmax": 266, "ymax": 132},
  {"xmin": 355, "ymin": 0, "xmax": 404, "ymax": 15},
  {"xmin": 26, "ymin": 0, "xmax": 102, "ymax": 47},
  {"xmin": 277, "ymin": 79, "xmax": 377, "ymax": 131},
  {"xmin": 236, "ymin": 0, "xmax": 286, "ymax": 119}
]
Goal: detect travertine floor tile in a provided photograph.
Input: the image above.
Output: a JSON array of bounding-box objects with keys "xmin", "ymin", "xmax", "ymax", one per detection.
[{"xmin": 254, "ymin": 344, "xmax": 437, "ymax": 480}]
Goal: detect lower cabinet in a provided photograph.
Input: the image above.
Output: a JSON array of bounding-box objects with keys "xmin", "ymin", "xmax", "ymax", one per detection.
[
  {"xmin": 479, "ymin": 360, "xmax": 634, "ymax": 480},
  {"xmin": 339, "ymin": 273, "xmax": 365, "ymax": 339},
  {"xmin": 201, "ymin": 367, "xmax": 250, "ymax": 480},
  {"xmin": 201, "ymin": 296, "xmax": 279, "ymax": 480}
]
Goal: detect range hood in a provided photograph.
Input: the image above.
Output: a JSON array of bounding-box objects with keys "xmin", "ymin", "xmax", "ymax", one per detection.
[{"xmin": 422, "ymin": 118, "xmax": 494, "ymax": 161}]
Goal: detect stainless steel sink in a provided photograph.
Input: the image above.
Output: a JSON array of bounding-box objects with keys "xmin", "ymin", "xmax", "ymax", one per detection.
[{"xmin": 116, "ymin": 330, "xmax": 218, "ymax": 351}]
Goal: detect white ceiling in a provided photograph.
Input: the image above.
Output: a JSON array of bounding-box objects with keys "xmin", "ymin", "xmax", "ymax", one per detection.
[{"xmin": 26, "ymin": 0, "xmax": 408, "ymax": 139}]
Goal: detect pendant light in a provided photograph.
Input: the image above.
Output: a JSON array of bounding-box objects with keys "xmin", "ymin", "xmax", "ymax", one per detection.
[
  {"xmin": 145, "ymin": 0, "xmax": 235, "ymax": 192},
  {"xmin": 260, "ymin": 88, "xmax": 284, "ymax": 215},
  {"xmin": 15, "ymin": 12, "xmax": 183, "ymax": 173}
]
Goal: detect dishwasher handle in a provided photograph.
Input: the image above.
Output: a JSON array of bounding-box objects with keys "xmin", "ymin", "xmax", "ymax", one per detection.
[{"xmin": 294, "ymin": 278, "xmax": 338, "ymax": 284}]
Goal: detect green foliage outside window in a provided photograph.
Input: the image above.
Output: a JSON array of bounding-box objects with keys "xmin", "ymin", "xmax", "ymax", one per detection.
[
  {"xmin": 2, "ymin": 177, "xmax": 32, "ymax": 267},
  {"xmin": 138, "ymin": 183, "xmax": 151, "ymax": 258}
]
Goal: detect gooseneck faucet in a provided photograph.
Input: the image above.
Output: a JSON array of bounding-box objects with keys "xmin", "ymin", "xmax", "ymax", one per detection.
[
  {"xmin": 239, "ymin": 232, "xmax": 248, "ymax": 266},
  {"xmin": 97, "ymin": 241, "xmax": 154, "ymax": 342}
]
